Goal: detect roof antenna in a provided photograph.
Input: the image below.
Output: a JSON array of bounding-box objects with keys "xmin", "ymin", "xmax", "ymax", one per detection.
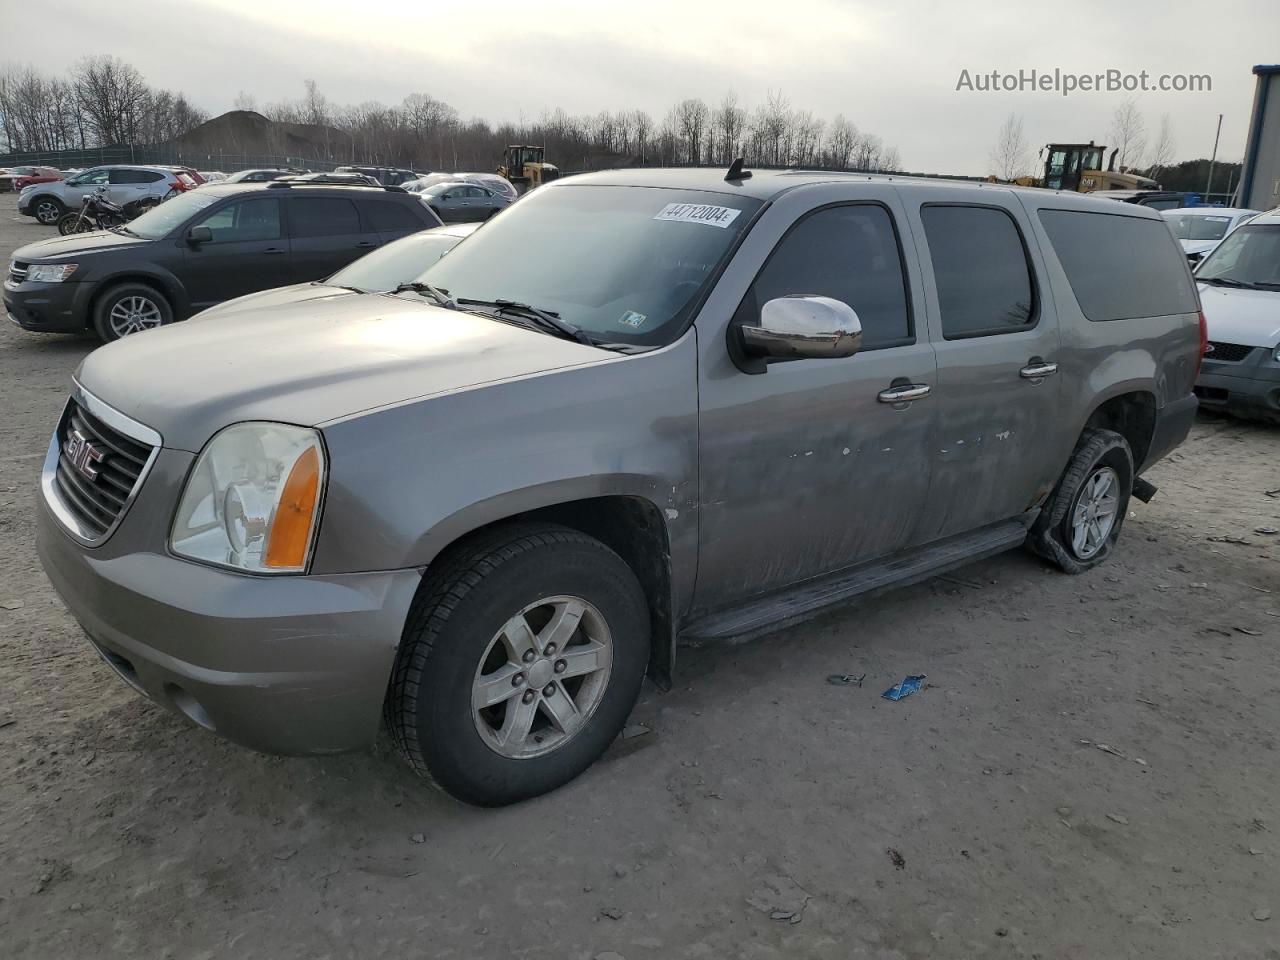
[{"xmin": 725, "ymin": 157, "xmax": 752, "ymax": 181}]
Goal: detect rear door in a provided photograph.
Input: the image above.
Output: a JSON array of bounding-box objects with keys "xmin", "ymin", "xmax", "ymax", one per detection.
[
  {"xmin": 285, "ymin": 195, "xmax": 370, "ymax": 280},
  {"xmin": 900, "ymin": 187, "xmax": 1063, "ymax": 542},
  {"xmin": 107, "ymin": 168, "xmax": 162, "ymax": 206},
  {"xmin": 180, "ymin": 196, "xmax": 289, "ymax": 311}
]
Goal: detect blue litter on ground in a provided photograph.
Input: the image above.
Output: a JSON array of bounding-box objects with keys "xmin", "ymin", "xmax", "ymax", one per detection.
[{"xmin": 882, "ymin": 675, "xmax": 927, "ymax": 701}]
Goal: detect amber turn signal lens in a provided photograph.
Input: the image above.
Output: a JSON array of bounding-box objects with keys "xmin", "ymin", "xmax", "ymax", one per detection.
[{"xmin": 264, "ymin": 445, "xmax": 321, "ymax": 568}]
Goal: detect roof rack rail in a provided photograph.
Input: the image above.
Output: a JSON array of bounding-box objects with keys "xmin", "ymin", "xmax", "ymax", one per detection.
[{"xmin": 266, "ymin": 177, "xmax": 406, "ymax": 192}]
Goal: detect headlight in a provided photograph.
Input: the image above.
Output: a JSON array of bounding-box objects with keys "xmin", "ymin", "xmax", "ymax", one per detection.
[
  {"xmin": 27, "ymin": 263, "xmax": 78, "ymax": 282},
  {"xmin": 170, "ymin": 423, "xmax": 325, "ymax": 573}
]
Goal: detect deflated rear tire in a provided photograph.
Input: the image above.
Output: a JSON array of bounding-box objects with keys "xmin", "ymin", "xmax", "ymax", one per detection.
[
  {"xmin": 386, "ymin": 522, "xmax": 650, "ymax": 806},
  {"xmin": 1028, "ymin": 428, "xmax": 1133, "ymax": 574}
]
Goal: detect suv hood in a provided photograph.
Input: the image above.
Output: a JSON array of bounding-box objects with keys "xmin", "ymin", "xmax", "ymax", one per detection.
[
  {"xmin": 76, "ymin": 294, "xmax": 608, "ymax": 452},
  {"xmin": 1198, "ymin": 282, "xmax": 1280, "ymax": 347},
  {"xmin": 15, "ymin": 229, "xmax": 151, "ymax": 262}
]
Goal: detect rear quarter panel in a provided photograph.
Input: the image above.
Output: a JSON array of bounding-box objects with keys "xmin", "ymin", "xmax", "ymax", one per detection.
[{"xmin": 1014, "ymin": 191, "xmax": 1200, "ymax": 471}]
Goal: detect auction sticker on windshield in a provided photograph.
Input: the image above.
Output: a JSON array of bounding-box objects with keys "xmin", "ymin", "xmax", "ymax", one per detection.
[{"xmin": 654, "ymin": 202, "xmax": 742, "ymax": 228}]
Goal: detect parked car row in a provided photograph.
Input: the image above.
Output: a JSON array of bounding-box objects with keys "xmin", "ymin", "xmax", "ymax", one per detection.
[
  {"xmin": 5, "ymin": 178, "xmax": 443, "ymax": 339},
  {"xmin": 1162, "ymin": 207, "xmax": 1261, "ymax": 262},
  {"xmin": 22, "ymin": 166, "xmax": 1210, "ymax": 806},
  {"xmin": 18, "ymin": 165, "xmax": 201, "ymax": 225},
  {"xmin": 0, "ymin": 165, "xmax": 66, "ymax": 193}
]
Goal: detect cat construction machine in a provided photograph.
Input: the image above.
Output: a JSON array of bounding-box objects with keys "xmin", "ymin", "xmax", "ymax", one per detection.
[{"xmin": 497, "ymin": 145, "xmax": 559, "ymax": 194}]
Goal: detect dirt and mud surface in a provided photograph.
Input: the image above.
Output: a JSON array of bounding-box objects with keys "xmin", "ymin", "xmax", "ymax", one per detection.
[{"xmin": 1, "ymin": 194, "xmax": 1278, "ymax": 959}]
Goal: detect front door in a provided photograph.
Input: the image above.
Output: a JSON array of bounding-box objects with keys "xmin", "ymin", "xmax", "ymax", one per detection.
[
  {"xmin": 181, "ymin": 196, "xmax": 289, "ymax": 311},
  {"xmin": 901, "ymin": 190, "xmax": 1063, "ymax": 542},
  {"xmin": 694, "ymin": 191, "xmax": 938, "ymax": 615}
]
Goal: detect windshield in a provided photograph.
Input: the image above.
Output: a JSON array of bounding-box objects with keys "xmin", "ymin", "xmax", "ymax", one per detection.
[
  {"xmin": 123, "ymin": 191, "xmax": 221, "ymax": 240},
  {"xmin": 329, "ymin": 232, "xmax": 466, "ymax": 291},
  {"xmin": 1165, "ymin": 213, "xmax": 1233, "ymax": 242},
  {"xmin": 420, "ymin": 184, "xmax": 761, "ymax": 346},
  {"xmin": 1197, "ymin": 224, "xmax": 1280, "ymax": 287}
]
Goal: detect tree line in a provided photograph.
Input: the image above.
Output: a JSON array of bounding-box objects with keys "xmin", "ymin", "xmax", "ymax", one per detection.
[
  {"xmin": 246, "ymin": 83, "xmax": 903, "ymax": 174},
  {"xmin": 0, "ymin": 56, "xmax": 903, "ymax": 174},
  {"xmin": 0, "ymin": 57, "xmax": 208, "ymax": 154}
]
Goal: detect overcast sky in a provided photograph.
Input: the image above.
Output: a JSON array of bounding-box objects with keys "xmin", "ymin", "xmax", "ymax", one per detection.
[{"xmin": 5, "ymin": 0, "xmax": 1276, "ymax": 175}]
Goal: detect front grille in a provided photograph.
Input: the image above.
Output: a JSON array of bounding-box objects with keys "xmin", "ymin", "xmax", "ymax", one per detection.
[
  {"xmin": 8, "ymin": 260, "xmax": 26, "ymax": 284},
  {"xmin": 51, "ymin": 399, "xmax": 155, "ymax": 540},
  {"xmin": 1206, "ymin": 341, "xmax": 1255, "ymax": 363}
]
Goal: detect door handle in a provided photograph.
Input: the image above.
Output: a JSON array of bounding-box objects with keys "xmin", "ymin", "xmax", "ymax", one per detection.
[
  {"xmin": 263, "ymin": 247, "xmax": 285, "ymax": 255},
  {"xmin": 1020, "ymin": 361, "xmax": 1059, "ymax": 379},
  {"xmin": 355, "ymin": 240, "xmax": 377, "ymax": 248},
  {"xmin": 877, "ymin": 383, "xmax": 931, "ymax": 404}
]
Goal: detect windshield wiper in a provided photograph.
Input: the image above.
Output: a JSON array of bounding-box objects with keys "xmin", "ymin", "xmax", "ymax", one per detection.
[
  {"xmin": 456, "ymin": 297, "xmax": 596, "ymax": 346},
  {"xmin": 391, "ymin": 281, "xmax": 457, "ymax": 309},
  {"xmin": 1199, "ymin": 276, "xmax": 1259, "ymax": 289}
]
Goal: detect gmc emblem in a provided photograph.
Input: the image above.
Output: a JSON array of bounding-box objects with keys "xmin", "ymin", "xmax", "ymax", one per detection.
[{"xmin": 64, "ymin": 429, "xmax": 106, "ymax": 481}]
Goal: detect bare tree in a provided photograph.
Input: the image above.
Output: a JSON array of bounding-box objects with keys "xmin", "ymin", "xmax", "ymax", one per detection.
[
  {"xmin": 989, "ymin": 112, "xmax": 1030, "ymax": 180},
  {"xmin": 1109, "ymin": 98, "xmax": 1147, "ymax": 172},
  {"xmin": 711, "ymin": 91, "xmax": 746, "ymax": 164},
  {"xmin": 71, "ymin": 56, "xmax": 150, "ymax": 145},
  {"xmin": 233, "ymin": 91, "xmax": 258, "ymax": 112},
  {"xmin": 1145, "ymin": 114, "xmax": 1176, "ymax": 180}
]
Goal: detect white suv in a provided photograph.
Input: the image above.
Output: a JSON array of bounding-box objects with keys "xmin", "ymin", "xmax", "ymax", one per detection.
[{"xmin": 18, "ymin": 165, "xmax": 193, "ymax": 225}]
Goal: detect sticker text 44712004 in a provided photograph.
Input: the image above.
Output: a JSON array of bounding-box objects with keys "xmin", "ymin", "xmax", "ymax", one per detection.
[{"xmin": 653, "ymin": 202, "xmax": 742, "ymax": 228}]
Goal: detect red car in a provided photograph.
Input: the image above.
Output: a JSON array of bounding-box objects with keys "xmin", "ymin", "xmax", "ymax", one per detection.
[{"xmin": 0, "ymin": 166, "xmax": 64, "ymax": 192}]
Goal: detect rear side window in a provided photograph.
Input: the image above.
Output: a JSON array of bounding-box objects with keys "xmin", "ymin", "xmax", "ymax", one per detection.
[
  {"xmin": 749, "ymin": 203, "xmax": 912, "ymax": 349},
  {"xmin": 921, "ymin": 205, "xmax": 1036, "ymax": 338},
  {"xmin": 109, "ymin": 169, "xmax": 163, "ymax": 184},
  {"xmin": 362, "ymin": 200, "xmax": 423, "ymax": 232},
  {"xmin": 1038, "ymin": 209, "xmax": 1198, "ymax": 321},
  {"xmin": 289, "ymin": 197, "xmax": 360, "ymax": 237}
]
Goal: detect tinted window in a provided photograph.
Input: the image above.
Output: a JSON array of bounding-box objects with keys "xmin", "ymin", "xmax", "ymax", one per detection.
[
  {"xmin": 922, "ymin": 205, "xmax": 1035, "ymax": 338},
  {"xmin": 465, "ymin": 186, "xmax": 489, "ymax": 198},
  {"xmin": 194, "ymin": 198, "xmax": 282, "ymax": 242},
  {"xmin": 109, "ymin": 169, "xmax": 166, "ymax": 184},
  {"xmin": 1038, "ymin": 209, "xmax": 1198, "ymax": 321},
  {"xmin": 362, "ymin": 200, "xmax": 423, "ymax": 232},
  {"xmin": 1145, "ymin": 199, "xmax": 1181, "ymax": 210},
  {"xmin": 289, "ymin": 197, "xmax": 360, "ymax": 237},
  {"xmin": 71, "ymin": 169, "xmax": 110, "ymax": 185},
  {"xmin": 749, "ymin": 204, "xmax": 911, "ymax": 348}
]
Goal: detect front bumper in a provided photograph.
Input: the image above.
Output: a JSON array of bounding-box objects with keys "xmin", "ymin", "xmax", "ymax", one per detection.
[
  {"xmin": 1196, "ymin": 353, "xmax": 1280, "ymax": 422},
  {"xmin": 36, "ymin": 456, "xmax": 422, "ymax": 755},
  {"xmin": 4, "ymin": 279, "xmax": 91, "ymax": 333}
]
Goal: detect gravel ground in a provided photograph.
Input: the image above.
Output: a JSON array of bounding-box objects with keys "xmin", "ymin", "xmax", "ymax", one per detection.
[{"xmin": 1, "ymin": 193, "xmax": 1279, "ymax": 960}]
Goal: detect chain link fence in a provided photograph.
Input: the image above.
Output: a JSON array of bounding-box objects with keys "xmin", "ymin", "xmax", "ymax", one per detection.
[{"xmin": 0, "ymin": 146, "xmax": 354, "ymax": 173}]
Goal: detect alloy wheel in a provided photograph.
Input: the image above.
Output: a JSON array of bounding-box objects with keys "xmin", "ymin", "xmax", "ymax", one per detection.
[
  {"xmin": 108, "ymin": 295, "xmax": 164, "ymax": 338},
  {"xmin": 1070, "ymin": 466, "xmax": 1120, "ymax": 559},
  {"xmin": 471, "ymin": 595, "xmax": 613, "ymax": 759}
]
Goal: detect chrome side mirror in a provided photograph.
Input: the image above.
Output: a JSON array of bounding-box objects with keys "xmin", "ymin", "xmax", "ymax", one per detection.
[{"xmin": 739, "ymin": 295, "xmax": 863, "ymax": 367}]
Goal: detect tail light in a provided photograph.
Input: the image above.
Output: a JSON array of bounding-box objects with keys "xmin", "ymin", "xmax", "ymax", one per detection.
[{"xmin": 1195, "ymin": 310, "xmax": 1208, "ymax": 380}]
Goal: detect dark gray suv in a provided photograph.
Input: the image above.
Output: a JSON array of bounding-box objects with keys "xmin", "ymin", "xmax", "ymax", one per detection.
[
  {"xmin": 35, "ymin": 166, "xmax": 1201, "ymax": 805},
  {"xmin": 5, "ymin": 180, "xmax": 441, "ymax": 341}
]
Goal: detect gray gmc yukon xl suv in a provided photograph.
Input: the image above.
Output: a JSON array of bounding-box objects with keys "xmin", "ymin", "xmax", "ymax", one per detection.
[{"xmin": 37, "ymin": 167, "xmax": 1202, "ymax": 805}]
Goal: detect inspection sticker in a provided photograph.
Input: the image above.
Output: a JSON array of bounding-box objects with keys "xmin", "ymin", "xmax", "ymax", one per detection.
[
  {"xmin": 653, "ymin": 202, "xmax": 742, "ymax": 228},
  {"xmin": 617, "ymin": 310, "xmax": 647, "ymax": 328}
]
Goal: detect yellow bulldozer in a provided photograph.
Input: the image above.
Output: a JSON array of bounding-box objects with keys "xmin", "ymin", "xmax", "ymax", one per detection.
[
  {"xmin": 990, "ymin": 142, "xmax": 1160, "ymax": 192},
  {"xmin": 497, "ymin": 145, "xmax": 559, "ymax": 194}
]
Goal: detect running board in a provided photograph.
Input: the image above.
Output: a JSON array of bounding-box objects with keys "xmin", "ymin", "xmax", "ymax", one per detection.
[{"xmin": 681, "ymin": 520, "xmax": 1029, "ymax": 642}]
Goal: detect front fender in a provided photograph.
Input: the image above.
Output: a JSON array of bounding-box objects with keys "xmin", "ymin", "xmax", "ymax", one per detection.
[{"xmin": 311, "ymin": 331, "xmax": 700, "ymax": 611}]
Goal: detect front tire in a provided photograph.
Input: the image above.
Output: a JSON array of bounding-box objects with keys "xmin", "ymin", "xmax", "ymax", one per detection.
[
  {"xmin": 92, "ymin": 283, "xmax": 174, "ymax": 342},
  {"xmin": 57, "ymin": 212, "xmax": 93, "ymax": 236},
  {"xmin": 1028, "ymin": 428, "xmax": 1133, "ymax": 574},
  {"xmin": 386, "ymin": 523, "xmax": 650, "ymax": 806}
]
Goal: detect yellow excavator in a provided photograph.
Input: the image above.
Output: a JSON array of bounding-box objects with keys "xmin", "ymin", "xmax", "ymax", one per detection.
[
  {"xmin": 497, "ymin": 145, "xmax": 559, "ymax": 194},
  {"xmin": 990, "ymin": 142, "xmax": 1160, "ymax": 192}
]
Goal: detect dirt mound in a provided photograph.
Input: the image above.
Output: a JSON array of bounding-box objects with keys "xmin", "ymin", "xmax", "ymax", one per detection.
[{"xmin": 166, "ymin": 110, "xmax": 345, "ymax": 161}]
